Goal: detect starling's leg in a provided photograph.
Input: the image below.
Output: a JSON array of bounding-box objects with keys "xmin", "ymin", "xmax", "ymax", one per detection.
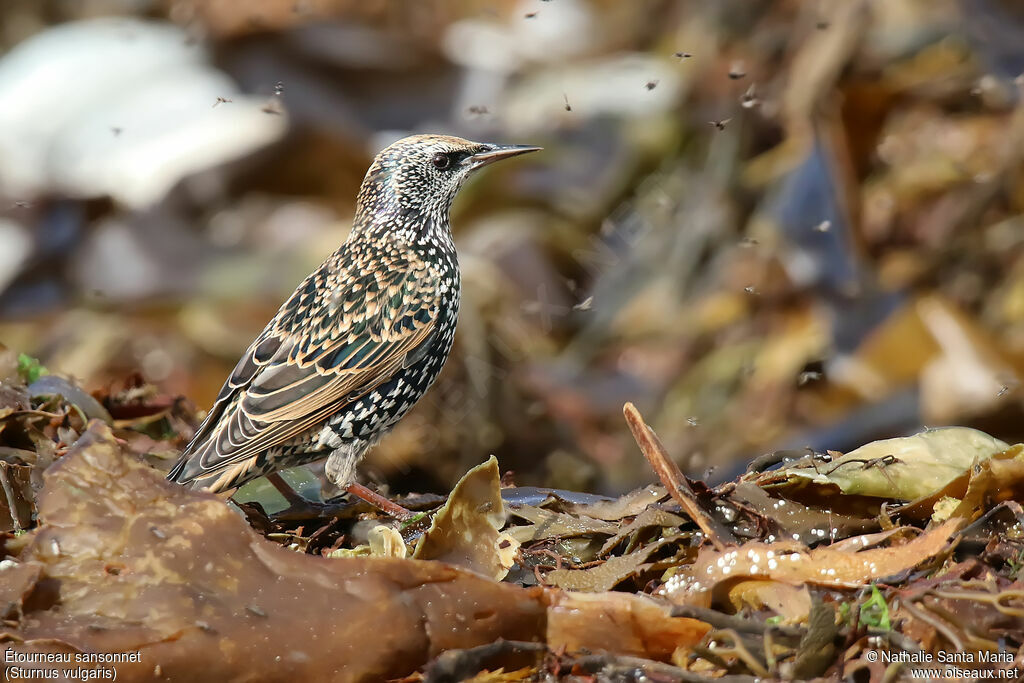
[
  {"xmin": 326, "ymin": 443, "xmax": 416, "ymax": 520},
  {"xmin": 342, "ymin": 482, "xmax": 416, "ymax": 521},
  {"xmin": 265, "ymin": 472, "xmax": 342, "ymax": 520}
]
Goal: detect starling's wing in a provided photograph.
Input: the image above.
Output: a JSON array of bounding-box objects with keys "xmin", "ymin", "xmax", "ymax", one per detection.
[{"xmin": 169, "ymin": 252, "xmax": 440, "ymax": 487}]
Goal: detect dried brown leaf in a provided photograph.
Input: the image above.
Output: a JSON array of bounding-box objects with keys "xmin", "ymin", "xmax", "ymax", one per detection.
[
  {"xmin": 723, "ymin": 579, "xmax": 811, "ymax": 621},
  {"xmin": 599, "ymin": 507, "xmax": 685, "ymax": 556},
  {"xmin": 757, "ymin": 427, "xmax": 1008, "ymax": 501},
  {"xmin": 4, "ymin": 422, "xmax": 548, "ymax": 681},
  {"xmin": 659, "ymin": 520, "xmax": 961, "ymax": 605},
  {"xmin": 547, "ymin": 591, "xmax": 709, "ymax": 661},
  {"xmin": 413, "ymin": 456, "xmax": 516, "ymax": 580},
  {"xmin": 506, "ymin": 505, "xmax": 618, "ymax": 543},
  {"xmin": 1, "ymin": 420, "xmax": 721, "ymax": 680},
  {"xmin": 565, "ymin": 485, "xmax": 666, "ymax": 521},
  {"xmin": 545, "ymin": 540, "xmax": 669, "ymax": 592}
]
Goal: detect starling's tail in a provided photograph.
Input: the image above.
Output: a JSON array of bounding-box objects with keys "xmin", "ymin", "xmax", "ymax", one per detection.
[
  {"xmin": 165, "ymin": 434, "xmax": 260, "ymax": 494},
  {"xmin": 166, "ymin": 450, "xmax": 190, "ymax": 484},
  {"xmin": 167, "ymin": 431, "xmax": 216, "ymax": 487}
]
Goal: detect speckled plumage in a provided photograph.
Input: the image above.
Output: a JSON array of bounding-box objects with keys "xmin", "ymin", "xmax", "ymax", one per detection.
[{"xmin": 168, "ymin": 134, "xmax": 539, "ymax": 493}]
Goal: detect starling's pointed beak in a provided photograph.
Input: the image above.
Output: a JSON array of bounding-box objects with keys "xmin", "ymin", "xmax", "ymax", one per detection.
[{"xmin": 466, "ymin": 144, "xmax": 542, "ymax": 170}]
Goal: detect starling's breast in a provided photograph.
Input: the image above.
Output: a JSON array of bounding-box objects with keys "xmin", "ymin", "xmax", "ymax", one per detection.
[{"xmin": 321, "ymin": 249, "xmax": 460, "ymax": 444}]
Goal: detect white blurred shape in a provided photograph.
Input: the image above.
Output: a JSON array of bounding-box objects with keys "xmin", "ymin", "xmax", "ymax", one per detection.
[
  {"xmin": 918, "ymin": 298, "xmax": 1016, "ymax": 422},
  {"xmin": 0, "ymin": 18, "xmax": 286, "ymax": 207},
  {"xmin": 444, "ymin": 20, "xmax": 520, "ymax": 72},
  {"xmin": 503, "ymin": 54, "xmax": 685, "ymax": 135},
  {"xmin": 511, "ymin": 0, "xmax": 595, "ymax": 63},
  {"xmin": 0, "ymin": 219, "xmax": 32, "ymax": 292},
  {"xmin": 50, "ymin": 68, "xmax": 285, "ymax": 207},
  {"xmin": 0, "ymin": 18, "xmax": 204, "ymax": 197},
  {"xmin": 71, "ymin": 219, "xmax": 161, "ymax": 299},
  {"xmin": 443, "ymin": 0, "xmax": 595, "ymax": 72}
]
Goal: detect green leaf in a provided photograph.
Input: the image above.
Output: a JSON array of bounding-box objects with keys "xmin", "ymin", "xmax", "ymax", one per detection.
[
  {"xmin": 838, "ymin": 601, "xmax": 851, "ymax": 623},
  {"xmin": 859, "ymin": 584, "xmax": 891, "ymax": 631},
  {"xmin": 17, "ymin": 353, "xmax": 47, "ymax": 383},
  {"xmin": 399, "ymin": 511, "xmax": 428, "ymax": 530},
  {"xmin": 1007, "ymin": 549, "xmax": 1024, "ymax": 580}
]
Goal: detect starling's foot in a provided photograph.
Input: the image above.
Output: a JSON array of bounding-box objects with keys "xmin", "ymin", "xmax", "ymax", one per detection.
[
  {"xmin": 264, "ymin": 472, "xmax": 415, "ymax": 520},
  {"xmin": 344, "ymin": 482, "xmax": 417, "ymax": 521},
  {"xmin": 272, "ymin": 497, "xmax": 358, "ymax": 521},
  {"xmin": 263, "ymin": 472, "xmax": 353, "ymax": 520}
]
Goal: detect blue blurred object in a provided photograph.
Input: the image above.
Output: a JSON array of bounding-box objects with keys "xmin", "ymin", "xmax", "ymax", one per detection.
[
  {"xmin": 772, "ymin": 135, "xmax": 904, "ymax": 354},
  {"xmin": 960, "ymin": 0, "xmax": 1024, "ymax": 88}
]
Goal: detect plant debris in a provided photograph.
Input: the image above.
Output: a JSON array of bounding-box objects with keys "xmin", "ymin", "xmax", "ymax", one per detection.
[
  {"xmin": 3, "ymin": 1, "xmax": 1024, "ymax": 678},
  {"xmin": 0, "ymin": 365, "xmax": 1022, "ymax": 679}
]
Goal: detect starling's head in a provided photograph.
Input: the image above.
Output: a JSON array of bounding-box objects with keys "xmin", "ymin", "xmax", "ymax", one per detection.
[{"xmin": 355, "ymin": 134, "xmax": 540, "ymax": 239}]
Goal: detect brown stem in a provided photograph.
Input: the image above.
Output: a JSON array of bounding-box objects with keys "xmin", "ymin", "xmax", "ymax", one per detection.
[{"xmin": 623, "ymin": 402, "xmax": 731, "ymax": 550}]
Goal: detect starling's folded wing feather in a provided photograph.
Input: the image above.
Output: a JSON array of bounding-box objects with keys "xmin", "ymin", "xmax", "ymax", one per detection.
[{"xmin": 169, "ymin": 250, "xmax": 440, "ymax": 485}]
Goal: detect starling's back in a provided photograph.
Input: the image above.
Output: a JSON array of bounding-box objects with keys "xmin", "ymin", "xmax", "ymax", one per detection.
[{"xmin": 168, "ymin": 134, "xmax": 539, "ymax": 493}]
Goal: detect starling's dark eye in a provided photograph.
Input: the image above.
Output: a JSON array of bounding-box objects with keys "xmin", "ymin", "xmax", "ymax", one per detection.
[{"xmin": 432, "ymin": 152, "xmax": 452, "ymax": 170}]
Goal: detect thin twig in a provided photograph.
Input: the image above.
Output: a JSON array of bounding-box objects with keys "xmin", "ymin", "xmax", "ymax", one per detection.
[
  {"xmin": 670, "ymin": 604, "xmax": 803, "ymax": 638},
  {"xmin": 901, "ymin": 600, "xmax": 965, "ymax": 651},
  {"xmin": 699, "ymin": 629, "xmax": 771, "ymax": 677},
  {"xmin": 623, "ymin": 403, "xmax": 731, "ymax": 550},
  {"xmin": 0, "ymin": 464, "xmax": 25, "ymax": 533},
  {"xmin": 424, "ymin": 639, "xmax": 547, "ymax": 682},
  {"xmin": 573, "ymin": 652, "xmax": 760, "ymax": 682}
]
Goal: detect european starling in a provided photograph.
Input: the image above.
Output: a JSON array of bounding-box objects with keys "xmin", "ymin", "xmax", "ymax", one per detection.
[{"xmin": 168, "ymin": 135, "xmax": 540, "ymax": 499}]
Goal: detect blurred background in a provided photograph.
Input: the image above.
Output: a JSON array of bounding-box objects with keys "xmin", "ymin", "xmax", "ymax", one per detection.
[{"xmin": 0, "ymin": 0, "xmax": 1022, "ymax": 497}]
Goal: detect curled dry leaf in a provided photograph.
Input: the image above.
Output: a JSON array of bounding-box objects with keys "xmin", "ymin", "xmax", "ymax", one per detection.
[
  {"xmin": 412, "ymin": 455, "xmax": 518, "ymax": 580},
  {"xmin": 757, "ymin": 427, "xmax": 1009, "ymax": 501},
  {"xmin": 368, "ymin": 524, "xmax": 407, "ymax": 558},
  {"xmin": 943, "ymin": 444, "xmax": 1024, "ymax": 523},
  {"xmin": 27, "ymin": 375, "xmax": 113, "ymax": 424},
  {"xmin": 729, "ymin": 481, "xmax": 877, "ymax": 544}
]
